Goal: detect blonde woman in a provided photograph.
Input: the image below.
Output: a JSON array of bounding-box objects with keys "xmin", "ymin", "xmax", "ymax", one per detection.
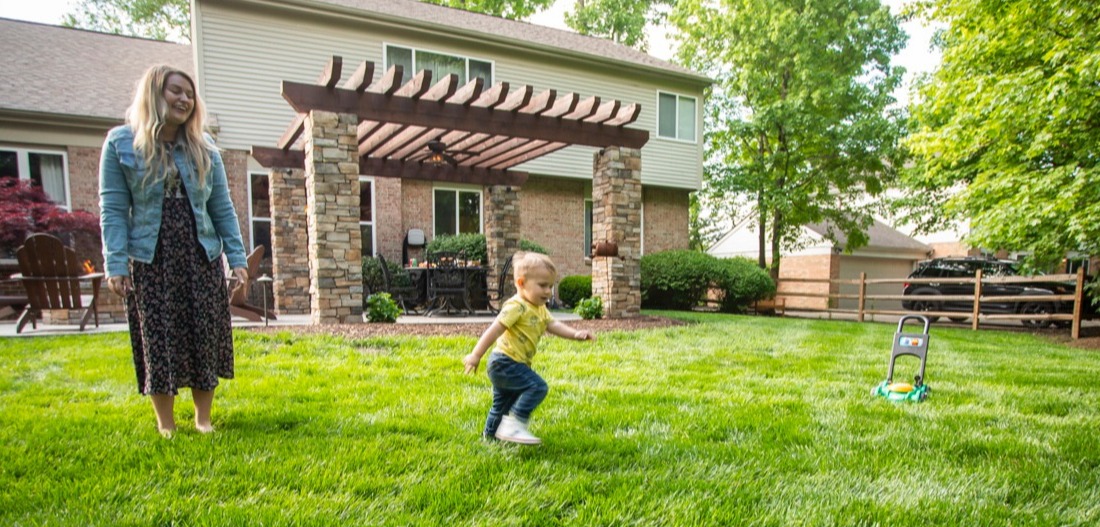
[{"xmin": 99, "ymin": 64, "xmax": 248, "ymax": 437}]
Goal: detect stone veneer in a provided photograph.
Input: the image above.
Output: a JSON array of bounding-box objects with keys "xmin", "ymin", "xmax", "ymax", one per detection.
[
  {"xmin": 485, "ymin": 185, "xmax": 521, "ymax": 298},
  {"xmin": 270, "ymin": 167, "xmax": 311, "ymax": 315},
  {"xmin": 303, "ymin": 110, "xmax": 363, "ymax": 324},
  {"xmin": 591, "ymin": 147, "xmax": 642, "ymax": 318}
]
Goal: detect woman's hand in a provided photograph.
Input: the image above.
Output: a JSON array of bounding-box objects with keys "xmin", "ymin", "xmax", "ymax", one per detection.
[
  {"xmin": 107, "ymin": 276, "xmax": 132, "ymax": 298},
  {"xmin": 232, "ymin": 267, "xmax": 249, "ymax": 295}
]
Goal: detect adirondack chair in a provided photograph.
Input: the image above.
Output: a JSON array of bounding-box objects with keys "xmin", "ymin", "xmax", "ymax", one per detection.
[
  {"xmin": 229, "ymin": 245, "xmax": 276, "ymax": 322},
  {"xmin": 12, "ymin": 233, "xmax": 103, "ymax": 334}
]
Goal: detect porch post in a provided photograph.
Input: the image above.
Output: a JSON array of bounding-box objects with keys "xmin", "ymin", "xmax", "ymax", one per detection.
[
  {"xmin": 591, "ymin": 146, "xmax": 642, "ymax": 318},
  {"xmin": 304, "ymin": 110, "xmax": 363, "ymax": 324},
  {"xmin": 486, "ymin": 185, "xmax": 521, "ymax": 299},
  {"xmin": 269, "ymin": 167, "xmax": 310, "ymax": 315}
]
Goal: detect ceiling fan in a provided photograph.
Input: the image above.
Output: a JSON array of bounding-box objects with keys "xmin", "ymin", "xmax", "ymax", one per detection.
[{"xmin": 422, "ymin": 140, "xmax": 475, "ymax": 167}]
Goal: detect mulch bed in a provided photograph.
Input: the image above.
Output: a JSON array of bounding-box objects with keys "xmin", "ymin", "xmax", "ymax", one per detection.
[{"xmin": 245, "ymin": 314, "xmax": 689, "ymax": 339}]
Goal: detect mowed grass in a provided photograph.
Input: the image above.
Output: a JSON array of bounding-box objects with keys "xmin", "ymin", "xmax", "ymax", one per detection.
[{"xmin": 2, "ymin": 312, "xmax": 1099, "ymax": 526}]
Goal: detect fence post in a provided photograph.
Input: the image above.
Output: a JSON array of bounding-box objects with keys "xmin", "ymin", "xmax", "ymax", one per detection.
[
  {"xmin": 971, "ymin": 268, "xmax": 983, "ymax": 331},
  {"xmin": 858, "ymin": 272, "xmax": 866, "ymax": 323},
  {"xmin": 1073, "ymin": 267, "xmax": 1084, "ymax": 339}
]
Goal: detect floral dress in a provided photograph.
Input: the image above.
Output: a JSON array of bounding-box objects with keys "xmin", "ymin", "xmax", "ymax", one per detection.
[{"xmin": 127, "ymin": 161, "xmax": 234, "ymax": 395}]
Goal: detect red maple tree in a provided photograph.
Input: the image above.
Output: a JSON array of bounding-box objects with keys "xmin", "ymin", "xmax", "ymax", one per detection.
[{"xmin": 0, "ymin": 177, "xmax": 101, "ymax": 263}]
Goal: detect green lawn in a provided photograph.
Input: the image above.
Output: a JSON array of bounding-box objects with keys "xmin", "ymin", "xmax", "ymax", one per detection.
[{"xmin": 2, "ymin": 312, "xmax": 1099, "ymax": 526}]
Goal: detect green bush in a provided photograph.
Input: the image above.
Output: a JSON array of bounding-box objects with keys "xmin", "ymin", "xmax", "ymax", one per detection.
[
  {"xmin": 364, "ymin": 292, "xmax": 401, "ymax": 323},
  {"xmin": 519, "ymin": 239, "xmax": 549, "ymax": 255},
  {"xmin": 558, "ymin": 275, "xmax": 592, "ymax": 307},
  {"xmin": 713, "ymin": 257, "xmax": 776, "ymax": 313},
  {"xmin": 425, "ymin": 234, "xmax": 549, "ymax": 264},
  {"xmin": 574, "ymin": 296, "xmax": 603, "ymax": 320},
  {"xmin": 640, "ymin": 250, "xmax": 722, "ymax": 310},
  {"xmin": 362, "ymin": 257, "xmax": 410, "ymax": 299}
]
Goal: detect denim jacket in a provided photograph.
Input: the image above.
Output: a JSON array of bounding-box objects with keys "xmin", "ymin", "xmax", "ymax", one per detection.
[{"xmin": 99, "ymin": 125, "xmax": 247, "ymax": 277}]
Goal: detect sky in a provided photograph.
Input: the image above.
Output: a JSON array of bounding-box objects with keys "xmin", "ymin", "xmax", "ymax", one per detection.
[{"xmin": 0, "ymin": 0, "xmax": 939, "ymax": 104}]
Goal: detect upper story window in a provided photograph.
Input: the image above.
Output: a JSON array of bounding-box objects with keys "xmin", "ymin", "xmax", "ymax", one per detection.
[
  {"xmin": 657, "ymin": 92, "xmax": 697, "ymax": 143},
  {"xmin": 434, "ymin": 186, "xmax": 482, "ymax": 237},
  {"xmin": 385, "ymin": 44, "xmax": 493, "ymax": 85},
  {"xmin": 0, "ymin": 146, "xmax": 70, "ymax": 209}
]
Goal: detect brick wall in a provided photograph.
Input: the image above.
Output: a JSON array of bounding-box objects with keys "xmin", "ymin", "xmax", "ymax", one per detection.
[
  {"xmin": 642, "ymin": 186, "xmax": 690, "ymax": 255},
  {"xmin": 518, "ymin": 176, "xmax": 589, "ymax": 278},
  {"xmin": 776, "ymin": 253, "xmax": 839, "ymax": 310},
  {"xmin": 67, "ymin": 146, "xmax": 102, "ymax": 214},
  {"xmin": 220, "ymin": 149, "xmax": 251, "ymax": 250}
]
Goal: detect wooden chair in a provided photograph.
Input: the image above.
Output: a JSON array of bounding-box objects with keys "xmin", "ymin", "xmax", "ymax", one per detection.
[
  {"xmin": 229, "ymin": 245, "xmax": 277, "ymax": 322},
  {"xmin": 486, "ymin": 254, "xmax": 514, "ymax": 314},
  {"xmin": 11, "ymin": 233, "xmax": 103, "ymax": 334},
  {"xmin": 376, "ymin": 253, "xmax": 423, "ymax": 315}
]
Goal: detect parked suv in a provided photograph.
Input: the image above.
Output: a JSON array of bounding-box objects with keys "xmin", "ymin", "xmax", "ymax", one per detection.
[{"xmin": 901, "ymin": 257, "xmax": 1082, "ymax": 328}]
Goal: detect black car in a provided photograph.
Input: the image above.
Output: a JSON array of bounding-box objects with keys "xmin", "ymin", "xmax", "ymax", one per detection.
[{"xmin": 901, "ymin": 257, "xmax": 1081, "ymax": 328}]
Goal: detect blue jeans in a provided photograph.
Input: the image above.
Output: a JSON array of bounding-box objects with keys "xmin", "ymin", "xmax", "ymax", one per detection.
[{"xmin": 482, "ymin": 352, "xmax": 549, "ymax": 437}]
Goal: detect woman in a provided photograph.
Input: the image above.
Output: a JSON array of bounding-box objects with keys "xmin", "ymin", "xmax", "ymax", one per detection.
[{"xmin": 99, "ymin": 64, "xmax": 249, "ymax": 437}]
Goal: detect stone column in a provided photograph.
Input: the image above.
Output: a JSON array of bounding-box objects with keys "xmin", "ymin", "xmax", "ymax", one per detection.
[
  {"xmin": 485, "ymin": 185, "xmax": 521, "ymax": 297},
  {"xmin": 269, "ymin": 167, "xmax": 310, "ymax": 314},
  {"xmin": 304, "ymin": 110, "xmax": 363, "ymax": 324},
  {"xmin": 591, "ymin": 146, "xmax": 642, "ymax": 318}
]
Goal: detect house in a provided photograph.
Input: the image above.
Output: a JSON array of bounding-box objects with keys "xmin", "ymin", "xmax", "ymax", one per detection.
[
  {"xmin": 191, "ymin": 0, "xmax": 712, "ymax": 320},
  {"xmin": 709, "ymin": 219, "xmax": 932, "ymax": 310}
]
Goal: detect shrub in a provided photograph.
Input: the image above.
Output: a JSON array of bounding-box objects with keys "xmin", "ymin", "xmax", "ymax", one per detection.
[
  {"xmin": 574, "ymin": 296, "xmax": 603, "ymax": 320},
  {"xmin": 364, "ymin": 292, "xmax": 400, "ymax": 323},
  {"xmin": 713, "ymin": 257, "xmax": 776, "ymax": 313},
  {"xmin": 0, "ymin": 177, "xmax": 101, "ymax": 261},
  {"xmin": 640, "ymin": 250, "xmax": 722, "ymax": 310},
  {"xmin": 558, "ymin": 275, "xmax": 591, "ymax": 307},
  {"xmin": 519, "ymin": 238, "xmax": 549, "ymax": 255},
  {"xmin": 361, "ymin": 257, "xmax": 410, "ymax": 299},
  {"xmin": 425, "ymin": 233, "xmax": 549, "ymax": 263}
]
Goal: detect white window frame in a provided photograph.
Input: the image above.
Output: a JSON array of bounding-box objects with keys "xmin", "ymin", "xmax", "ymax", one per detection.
[
  {"xmin": 246, "ymin": 172, "xmax": 271, "ymax": 254},
  {"xmin": 432, "ymin": 184, "xmax": 483, "ymax": 238},
  {"xmin": 359, "ymin": 176, "xmax": 377, "ymax": 257},
  {"xmin": 1, "ymin": 145, "xmax": 71, "ymax": 209},
  {"xmin": 383, "ymin": 43, "xmax": 494, "ymax": 85},
  {"xmin": 656, "ymin": 91, "xmax": 698, "ymax": 143}
]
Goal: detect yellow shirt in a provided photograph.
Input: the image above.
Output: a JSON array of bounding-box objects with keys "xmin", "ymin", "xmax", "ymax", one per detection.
[{"xmin": 493, "ymin": 295, "xmax": 553, "ymax": 365}]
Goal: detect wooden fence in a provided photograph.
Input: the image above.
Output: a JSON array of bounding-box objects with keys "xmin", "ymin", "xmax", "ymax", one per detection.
[{"xmin": 775, "ymin": 268, "xmax": 1092, "ymax": 339}]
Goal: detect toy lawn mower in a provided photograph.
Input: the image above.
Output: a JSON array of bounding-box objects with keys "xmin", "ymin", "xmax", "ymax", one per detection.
[{"xmin": 871, "ymin": 315, "xmax": 931, "ymax": 402}]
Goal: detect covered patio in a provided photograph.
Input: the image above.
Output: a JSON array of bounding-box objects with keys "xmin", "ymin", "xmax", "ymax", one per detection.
[{"xmin": 251, "ymin": 57, "xmax": 650, "ymax": 323}]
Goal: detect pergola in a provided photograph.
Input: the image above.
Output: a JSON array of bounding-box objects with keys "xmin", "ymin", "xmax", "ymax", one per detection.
[{"xmin": 252, "ymin": 56, "xmax": 649, "ymax": 323}]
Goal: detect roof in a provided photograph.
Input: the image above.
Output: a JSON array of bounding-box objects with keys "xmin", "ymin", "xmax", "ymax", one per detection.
[
  {"xmin": 0, "ymin": 18, "xmax": 193, "ymax": 121},
  {"xmin": 276, "ymin": 0, "xmax": 709, "ymax": 83},
  {"xmin": 805, "ymin": 219, "xmax": 931, "ymax": 253}
]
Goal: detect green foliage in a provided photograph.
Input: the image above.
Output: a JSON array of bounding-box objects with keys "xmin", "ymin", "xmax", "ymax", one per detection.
[
  {"xmin": 573, "ymin": 296, "xmax": 603, "ymax": 320},
  {"xmin": 558, "ymin": 275, "xmax": 592, "ymax": 307},
  {"xmin": 361, "ymin": 257, "xmax": 410, "ymax": 299},
  {"xmin": 64, "ymin": 0, "xmax": 190, "ymax": 42},
  {"xmin": 426, "ymin": 233, "xmax": 488, "ymax": 263},
  {"xmin": 712, "ymin": 257, "xmax": 776, "ymax": 313},
  {"xmin": 518, "ymin": 238, "xmax": 549, "ymax": 255},
  {"xmin": 420, "ymin": 0, "xmax": 553, "ymax": 19},
  {"xmin": 564, "ymin": 0, "xmax": 671, "ymax": 50},
  {"xmin": 899, "ymin": 0, "xmax": 1100, "ymax": 268},
  {"xmin": 364, "ymin": 292, "xmax": 401, "ymax": 323},
  {"xmin": 671, "ymin": 0, "xmax": 907, "ymax": 277},
  {"xmin": 640, "ymin": 250, "xmax": 720, "ymax": 310}
]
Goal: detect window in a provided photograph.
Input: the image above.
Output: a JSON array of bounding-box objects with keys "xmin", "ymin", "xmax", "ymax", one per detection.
[
  {"xmin": 434, "ymin": 187, "xmax": 481, "ymax": 237},
  {"xmin": 248, "ymin": 173, "xmax": 272, "ymax": 257},
  {"xmin": 584, "ymin": 199, "xmax": 593, "ymax": 257},
  {"xmin": 360, "ymin": 177, "xmax": 375, "ymax": 257},
  {"xmin": 0, "ymin": 147, "xmax": 70, "ymax": 208},
  {"xmin": 657, "ymin": 92, "xmax": 697, "ymax": 142},
  {"xmin": 385, "ymin": 44, "xmax": 493, "ymax": 85}
]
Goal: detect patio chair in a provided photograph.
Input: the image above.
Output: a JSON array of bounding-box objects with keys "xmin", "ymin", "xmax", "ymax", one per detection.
[
  {"xmin": 11, "ymin": 233, "xmax": 103, "ymax": 334},
  {"xmin": 229, "ymin": 245, "xmax": 277, "ymax": 322},
  {"xmin": 426, "ymin": 250, "xmax": 473, "ymax": 316},
  {"xmin": 376, "ymin": 253, "xmax": 423, "ymax": 315},
  {"xmin": 486, "ymin": 254, "xmax": 514, "ymax": 314}
]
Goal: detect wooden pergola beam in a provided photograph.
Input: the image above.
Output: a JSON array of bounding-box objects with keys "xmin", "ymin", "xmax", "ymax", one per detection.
[{"xmin": 251, "ymin": 146, "xmax": 529, "ymax": 186}]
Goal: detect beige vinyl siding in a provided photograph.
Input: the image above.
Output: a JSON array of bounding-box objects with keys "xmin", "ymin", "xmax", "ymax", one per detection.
[{"xmin": 196, "ymin": 2, "xmax": 703, "ymax": 190}]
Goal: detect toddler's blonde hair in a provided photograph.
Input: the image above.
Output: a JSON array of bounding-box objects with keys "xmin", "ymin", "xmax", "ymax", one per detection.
[{"xmin": 512, "ymin": 251, "xmax": 557, "ymax": 282}]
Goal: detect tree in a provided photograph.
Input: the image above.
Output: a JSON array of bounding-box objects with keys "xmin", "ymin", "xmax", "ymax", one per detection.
[
  {"xmin": 421, "ymin": 0, "xmax": 554, "ymax": 19},
  {"xmin": 0, "ymin": 178, "xmax": 101, "ymax": 264},
  {"xmin": 63, "ymin": 0, "xmax": 189, "ymax": 42},
  {"xmin": 564, "ymin": 0, "xmax": 672, "ymax": 50},
  {"xmin": 899, "ymin": 0, "xmax": 1100, "ymax": 269},
  {"xmin": 671, "ymin": 0, "xmax": 907, "ymax": 277}
]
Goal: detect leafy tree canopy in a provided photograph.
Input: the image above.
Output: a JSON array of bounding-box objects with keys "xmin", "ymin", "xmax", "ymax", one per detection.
[
  {"xmin": 672, "ymin": 0, "xmax": 907, "ymax": 275},
  {"xmin": 899, "ymin": 0, "xmax": 1100, "ymax": 268},
  {"xmin": 422, "ymin": 0, "xmax": 554, "ymax": 19},
  {"xmin": 564, "ymin": 0, "xmax": 672, "ymax": 50},
  {"xmin": 63, "ymin": 0, "xmax": 189, "ymax": 42}
]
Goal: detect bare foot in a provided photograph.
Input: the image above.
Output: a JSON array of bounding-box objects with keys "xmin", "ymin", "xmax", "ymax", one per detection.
[
  {"xmin": 159, "ymin": 427, "xmax": 176, "ymax": 438},
  {"xmin": 195, "ymin": 422, "xmax": 214, "ymax": 434}
]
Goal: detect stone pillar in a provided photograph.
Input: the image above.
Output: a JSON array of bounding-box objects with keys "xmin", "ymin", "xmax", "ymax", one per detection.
[
  {"xmin": 591, "ymin": 147, "xmax": 642, "ymax": 318},
  {"xmin": 486, "ymin": 185, "xmax": 521, "ymax": 297},
  {"xmin": 304, "ymin": 110, "xmax": 363, "ymax": 324},
  {"xmin": 269, "ymin": 167, "xmax": 310, "ymax": 314}
]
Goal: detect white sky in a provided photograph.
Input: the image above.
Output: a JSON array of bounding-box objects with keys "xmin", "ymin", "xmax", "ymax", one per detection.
[{"xmin": 0, "ymin": 0, "xmax": 939, "ymax": 103}]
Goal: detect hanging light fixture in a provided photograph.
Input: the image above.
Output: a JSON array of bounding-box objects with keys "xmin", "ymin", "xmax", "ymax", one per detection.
[{"xmin": 423, "ymin": 140, "xmax": 457, "ymax": 166}]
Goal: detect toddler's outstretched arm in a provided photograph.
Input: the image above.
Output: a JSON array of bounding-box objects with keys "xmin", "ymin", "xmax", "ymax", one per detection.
[
  {"xmin": 464, "ymin": 321, "xmax": 506, "ymax": 374},
  {"xmin": 548, "ymin": 320, "xmax": 596, "ymax": 342}
]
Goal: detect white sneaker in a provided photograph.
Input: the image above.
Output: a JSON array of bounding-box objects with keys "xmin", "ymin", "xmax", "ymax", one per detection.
[{"xmin": 494, "ymin": 415, "xmax": 541, "ymax": 445}]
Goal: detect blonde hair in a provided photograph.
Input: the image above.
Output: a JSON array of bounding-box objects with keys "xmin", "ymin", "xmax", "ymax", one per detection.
[
  {"xmin": 513, "ymin": 251, "xmax": 557, "ymax": 282},
  {"xmin": 125, "ymin": 64, "xmax": 216, "ymax": 188}
]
